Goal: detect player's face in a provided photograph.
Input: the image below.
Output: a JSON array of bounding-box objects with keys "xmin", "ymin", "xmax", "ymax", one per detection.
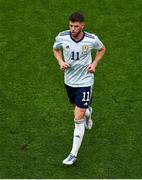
[{"xmin": 69, "ymin": 21, "xmax": 84, "ymax": 37}]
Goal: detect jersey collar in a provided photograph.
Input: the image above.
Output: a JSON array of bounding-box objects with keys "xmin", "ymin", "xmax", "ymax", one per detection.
[{"xmin": 69, "ymin": 31, "xmax": 85, "ymax": 43}]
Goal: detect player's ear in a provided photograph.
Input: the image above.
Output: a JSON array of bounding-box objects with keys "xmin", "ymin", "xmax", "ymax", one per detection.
[{"xmin": 81, "ymin": 22, "xmax": 85, "ymax": 29}]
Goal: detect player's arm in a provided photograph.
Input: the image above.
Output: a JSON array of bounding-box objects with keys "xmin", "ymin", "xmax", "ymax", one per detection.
[
  {"xmin": 53, "ymin": 48, "xmax": 70, "ymax": 70},
  {"xmin": 87, "ymin": 34, "xmax": 106, "ymax": 73},
  {"xmin": 88, "ymin": 46, "xmax": 106, "ymax": 73}
]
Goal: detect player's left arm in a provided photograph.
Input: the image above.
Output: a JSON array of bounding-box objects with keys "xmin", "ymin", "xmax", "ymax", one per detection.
[{"xmin": 87, "ymin": 46, "xmax": 106, "ymax": 73}]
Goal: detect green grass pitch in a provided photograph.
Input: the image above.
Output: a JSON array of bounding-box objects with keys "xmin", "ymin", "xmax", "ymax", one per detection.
[{"xmin": 0, "ymin": 0, "xmax": 142, "ymax": 178}]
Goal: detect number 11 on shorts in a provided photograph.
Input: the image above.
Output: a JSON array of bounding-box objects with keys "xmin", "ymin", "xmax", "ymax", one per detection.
[{"xmin": 82, "ymin": 91, "xmax": 90, "ymax": 102}]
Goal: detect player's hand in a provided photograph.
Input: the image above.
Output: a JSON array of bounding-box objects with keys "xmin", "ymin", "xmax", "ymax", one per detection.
[
  {"xmin": 59, "ymin": 61, "xmax": 70, "ymax": 70},
  {"xmin": 87, "ymin": 64, "xmax": 96, "ymax": 73}
]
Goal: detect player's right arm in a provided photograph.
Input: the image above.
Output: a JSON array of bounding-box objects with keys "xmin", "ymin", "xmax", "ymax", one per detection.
[
  {"xmin": 53, "ymin": 34, "xmax": 70, "ymax": 70},
  {"xmin": 53, "ymin": 49, "xmax": 70, "ymax": 70}
]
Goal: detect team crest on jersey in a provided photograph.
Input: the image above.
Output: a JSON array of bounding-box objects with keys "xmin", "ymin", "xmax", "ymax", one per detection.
[{"xmin": 82, "ymin": 45, "xmax": 89, "ymax": 54}]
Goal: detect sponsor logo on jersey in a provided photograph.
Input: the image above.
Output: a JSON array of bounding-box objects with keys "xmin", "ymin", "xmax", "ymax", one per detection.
[{"xmin": 66, "ymin": 45, "xmax": 70, "ymax": 49}]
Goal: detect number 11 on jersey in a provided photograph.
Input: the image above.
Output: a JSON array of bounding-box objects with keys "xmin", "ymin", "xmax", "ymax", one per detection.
[{"xmin": 71, "ymin": 51, "xmax": 80, "ymax": 60}]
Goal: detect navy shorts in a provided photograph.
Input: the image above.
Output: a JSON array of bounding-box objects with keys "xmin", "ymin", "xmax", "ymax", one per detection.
[{"xmin": 65, "ymin": 84, "xmax": 92, "ymax": 109}]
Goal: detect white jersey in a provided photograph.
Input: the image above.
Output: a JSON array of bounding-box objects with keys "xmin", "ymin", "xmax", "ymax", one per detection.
[{"xmin": 53, "ymin": 30, "xmax": 104, "ymax": 87}]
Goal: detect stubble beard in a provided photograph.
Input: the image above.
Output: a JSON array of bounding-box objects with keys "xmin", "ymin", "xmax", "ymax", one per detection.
[{"xmin": 71, "ymin": 30, "xmax": 82, "ymax": 38}]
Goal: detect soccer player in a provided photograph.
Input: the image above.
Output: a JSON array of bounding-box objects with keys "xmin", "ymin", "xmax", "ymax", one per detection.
[{"xmin": 53, "ymin": 12, "xmax": 106, "ymax": 165}]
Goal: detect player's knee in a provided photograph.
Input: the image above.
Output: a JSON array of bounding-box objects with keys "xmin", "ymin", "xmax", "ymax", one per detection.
[
  {"xmin": 74, "ymin": 106, "xmax": 86, "ymax": 120},
  {"xmin": 74, "ymin": 112, "xmax": 85, "ymax": 120},
  {"xmin": 74, "ymin": 107, "xmax": 86, "ymax": 120}
]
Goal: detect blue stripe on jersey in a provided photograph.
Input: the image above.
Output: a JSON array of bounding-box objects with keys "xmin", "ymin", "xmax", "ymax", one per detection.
[
  {"xmin": 85, "ymin": 33, "xmax": 95, "ymax": 39},
  {"xmin": 60, "ymin": 31, "xmax": 70, "ymax": 36}
]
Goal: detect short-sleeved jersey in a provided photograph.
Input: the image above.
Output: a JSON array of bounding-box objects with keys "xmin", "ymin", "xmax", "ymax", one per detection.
[{"xmin": 53, "ymin": 30, "xmax": 104, "ymax": 87}]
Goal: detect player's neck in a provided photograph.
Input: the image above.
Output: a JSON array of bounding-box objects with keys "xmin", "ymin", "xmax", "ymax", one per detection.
[{"xmin": 71, "ymin": 31, "xmax": 84, "ymax": 41}]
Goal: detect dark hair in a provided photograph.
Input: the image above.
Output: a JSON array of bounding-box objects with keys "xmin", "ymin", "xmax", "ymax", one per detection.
[{"xmin": 69, "ymin": 12, "xmax": 84, "ymax": 22}]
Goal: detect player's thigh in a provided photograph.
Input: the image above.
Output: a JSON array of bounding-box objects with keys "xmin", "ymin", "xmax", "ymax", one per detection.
[{"xmin": 65, "ymin": 84, "xmax": 76, "ymax": 104}]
